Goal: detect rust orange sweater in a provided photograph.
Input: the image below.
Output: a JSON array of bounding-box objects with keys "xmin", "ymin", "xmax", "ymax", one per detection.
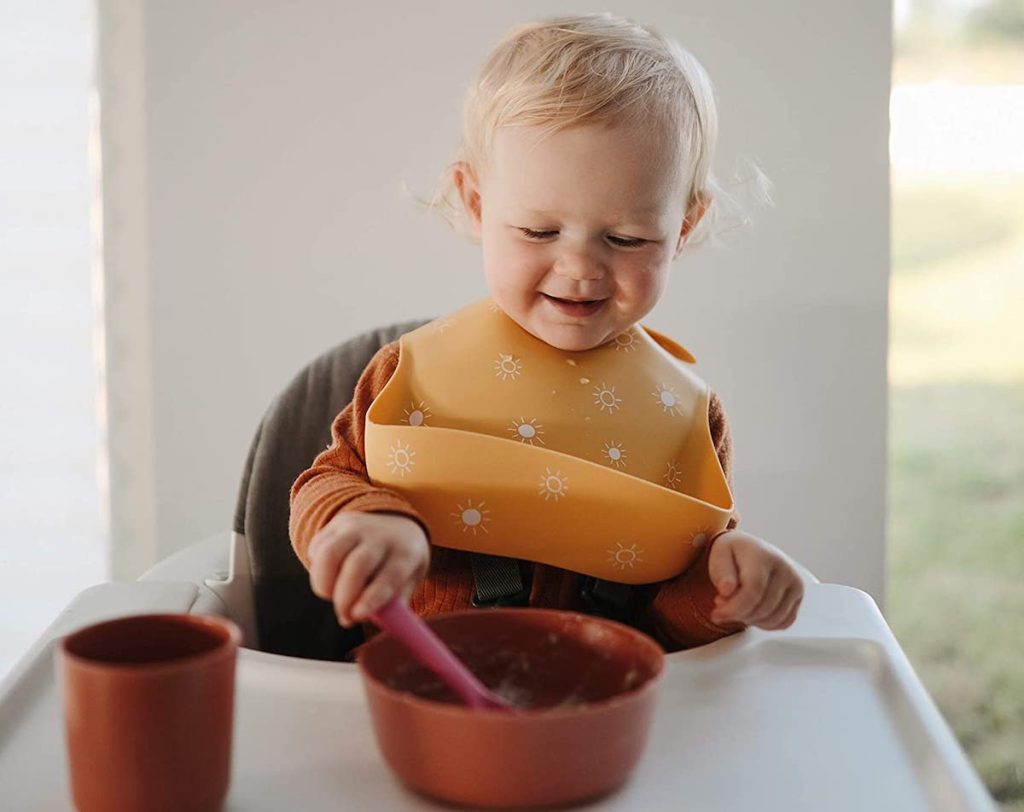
[{"xmin": 289, "ymin": 340, "xmax": 743, "ymax": 651}]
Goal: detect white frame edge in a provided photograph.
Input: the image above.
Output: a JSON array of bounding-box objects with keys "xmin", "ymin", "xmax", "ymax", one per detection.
[{"xmin": 92, "ymin": 0, "xmax": 158, "ymax": 579}]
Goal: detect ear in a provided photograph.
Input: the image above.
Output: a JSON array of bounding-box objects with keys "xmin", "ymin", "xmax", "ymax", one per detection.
[
  {"xmin": 452, "ymin": 161, "xmax": 483, "ymax": 237},
  {"xmin": 674, "ymin": 191, "xmax": 711, "ymax": 258}
]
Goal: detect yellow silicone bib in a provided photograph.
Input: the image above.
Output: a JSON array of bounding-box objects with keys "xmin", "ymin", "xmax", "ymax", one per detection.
[{"xmin": 365, "ymin": 297, "xmax": 733, "ymax": 584}]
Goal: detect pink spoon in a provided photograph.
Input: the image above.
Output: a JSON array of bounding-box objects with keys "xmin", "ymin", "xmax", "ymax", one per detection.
[{"xmin": 370, "ymin": 597, "xmax": 515, "ymax": 711}]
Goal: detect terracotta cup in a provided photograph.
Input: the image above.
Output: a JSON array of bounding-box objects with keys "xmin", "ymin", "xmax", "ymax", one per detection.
[
  {"xmin": 57, "ymin": 613, "xmax": 241, "ymax": 812},
  {"xmin": 357, "ymin": 608, "xmax": 665, "ymax": 809}
]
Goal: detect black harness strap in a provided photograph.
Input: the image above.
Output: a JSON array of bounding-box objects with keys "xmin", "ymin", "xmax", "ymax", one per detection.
[
  {"xmin": 470, "ymin": 553, "xmax": 530, "ymax": 607},
  {"xmin": 470, "ymin": 553, "xmax": 635, "ymax": 621},
  {"xmin": 579, "ymin": 576, "xmax": 635, "ymax": 623}
]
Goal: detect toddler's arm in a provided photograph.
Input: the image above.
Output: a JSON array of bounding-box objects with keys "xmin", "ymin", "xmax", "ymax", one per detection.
[
  {"xmin": 641, "ymin": 392, "xmax": 790, "ymax": 649},
  {"xmin": 289, "ymin": 342, "xmax": 432, "ymax": 623}
]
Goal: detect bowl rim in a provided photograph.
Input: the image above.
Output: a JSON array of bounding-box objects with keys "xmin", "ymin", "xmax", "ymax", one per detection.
[{"xmin": 355, "ymin": 606, "xmax": 665, "ymax": 720}]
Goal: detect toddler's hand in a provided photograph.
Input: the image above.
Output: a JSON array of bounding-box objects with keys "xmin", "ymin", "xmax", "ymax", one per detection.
[
  {"xmin": 307, "ymin": 511, "xmax": 430, "ymax": 627},
  {"xmin": 707, "ymin": 530, "xmax": 803, "ymax": 630}
]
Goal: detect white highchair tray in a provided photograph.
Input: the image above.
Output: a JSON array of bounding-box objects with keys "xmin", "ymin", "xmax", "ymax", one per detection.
[{"xmin": 0, "ymin": 582, "xmax": 996, "ymax": 811}]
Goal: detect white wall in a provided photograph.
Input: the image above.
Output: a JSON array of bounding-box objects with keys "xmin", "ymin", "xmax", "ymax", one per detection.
[{"xmin": 100, "ymin": 1, "xmax": 891, "ymax": 600}]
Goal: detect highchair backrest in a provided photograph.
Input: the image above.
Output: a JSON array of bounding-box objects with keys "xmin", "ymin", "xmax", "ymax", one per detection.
[{"xmin": 235, "ymin": 317, "xmax": 430, "ymax": 660}]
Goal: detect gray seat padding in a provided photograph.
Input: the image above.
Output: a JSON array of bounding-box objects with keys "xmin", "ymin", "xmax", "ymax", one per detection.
[{"xmin": 234, "ymin": 318, "xmax": 430, "ymax": 660}]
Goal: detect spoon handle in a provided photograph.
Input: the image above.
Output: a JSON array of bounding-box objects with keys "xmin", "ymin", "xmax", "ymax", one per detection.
[{"xmin": 371, "ymin": 598, "xmax": 511, "ymax": 710}]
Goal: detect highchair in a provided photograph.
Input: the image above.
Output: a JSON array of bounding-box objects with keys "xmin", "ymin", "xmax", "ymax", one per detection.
[{"xmin": 141, "ymin": 316, "xmax": 818, "ymax": 660}]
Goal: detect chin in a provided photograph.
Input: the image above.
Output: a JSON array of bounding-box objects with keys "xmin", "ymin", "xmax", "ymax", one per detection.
[
  {"xmin": 502, "ymin": 305, "xmax": 605, "ymax": 351},
  {"xmin": 538, "ymin": 328, "xmax": 605, "ymax": 353}
]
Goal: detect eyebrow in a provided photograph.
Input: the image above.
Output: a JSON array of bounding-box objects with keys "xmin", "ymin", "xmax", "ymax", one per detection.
[{"xmin": 522, "ymin": 207, "xmax": 662, "ymax": 222}]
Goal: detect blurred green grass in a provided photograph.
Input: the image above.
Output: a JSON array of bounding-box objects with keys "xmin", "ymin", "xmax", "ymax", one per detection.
[
  {"xmin": 888, "ymin": 177, "xmax": 1024, "ymax": 809},
  {"xmin": 892, "ymin": 184, "xmax": 1016, "ymax": 272},
  {"xmin": 890, "ymin": 178, "xmax": 1024, "ymax": 386}
]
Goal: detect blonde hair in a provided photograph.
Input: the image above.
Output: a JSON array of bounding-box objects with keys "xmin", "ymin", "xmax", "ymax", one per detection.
[{"xmin": 414, "ymin": 12, "xmax": 771, "ymax": 251}]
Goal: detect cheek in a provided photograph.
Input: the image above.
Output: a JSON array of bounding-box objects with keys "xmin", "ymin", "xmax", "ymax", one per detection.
[
  {"xmin": 485, "ymin": 236, "xmax": 545, "ymax": 282},
  {"xmin": 616, "ymin": 256, "xmax": 667, "ymax": 302}
]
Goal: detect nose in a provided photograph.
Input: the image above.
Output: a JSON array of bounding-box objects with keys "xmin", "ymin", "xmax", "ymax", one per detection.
[{"xmin": 553, "ymin": 243, "xmax": 606, "ymax": 281}]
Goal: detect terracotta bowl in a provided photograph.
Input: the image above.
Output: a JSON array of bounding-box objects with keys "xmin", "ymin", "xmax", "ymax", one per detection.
[{"xmin": 356, "ymin": 608, "xmax": 664, "ymax": 809}]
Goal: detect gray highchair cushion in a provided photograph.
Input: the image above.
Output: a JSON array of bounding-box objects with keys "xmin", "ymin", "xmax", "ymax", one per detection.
[{"xmin": 234, "ymin": 318, "xmax": 430, "ymax": 660}]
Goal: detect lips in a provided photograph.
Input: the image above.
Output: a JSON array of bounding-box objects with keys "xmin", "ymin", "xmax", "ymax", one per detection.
[{"xmin": 542, "ymin": 293, "xmax": 607, "ymax": 317}]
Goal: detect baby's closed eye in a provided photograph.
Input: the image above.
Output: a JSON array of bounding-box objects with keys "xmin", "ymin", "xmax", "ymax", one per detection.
[{"xmin": 517, "ymin": 227, "xmax": 648, "ymax": 248}]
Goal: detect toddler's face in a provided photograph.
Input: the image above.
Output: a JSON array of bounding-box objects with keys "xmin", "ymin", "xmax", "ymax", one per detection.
[{"xmin": 456, "ymin": 122, "xmax": 705, "ymax": 352}]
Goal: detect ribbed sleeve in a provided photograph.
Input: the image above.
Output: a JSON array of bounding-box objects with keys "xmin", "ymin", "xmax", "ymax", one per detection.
[{"xmin": 288, "ymin": 342, "xmax": 431, "ymax": 568}]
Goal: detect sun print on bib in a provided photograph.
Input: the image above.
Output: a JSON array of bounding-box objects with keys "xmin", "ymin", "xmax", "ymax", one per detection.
[
  {"xmin": 494, "ymin": 353, "xmax": 524, "ymax": 381},
  {"xmin": 509, "ymin": 417, "xmax": 545, "ymax": 445},
  {"xmin": 452, "ymin": 499, "xmax": 491, "ymax": 535},
  {"xmin": 663, "ymin": 460, "xmax": 682, "ymax": 490},
  {"xmin": 403, "ymin": 400, "xmax": 431, "ymax": 427},
  {"xmin": 593, "ymin": 382, "xmax": 623, "ymax": 414},
  {"xmin": 690, "ymin": 527, "xmax": 713, "ymax": 550},
  {"xmin": 537, "ymin": 468, "xmax": 569, "ymax": 501},
  {"xmin": 653, "ymin": 383, "xmax": 684, "ymax": 417},
  {"xmin": 387, "ymin": 440, "xmax": 416, "ymax": 476},
  {"xmin": 607, "ymin": 542, "xmax": 644, "ymax": 570},
  {"xmin": 602, "ymin": 441, "xmax": 627, "ymax": 468},
  {"xmin": 613, "ymin": 331, "xmax": 639, "ymax": 352}
]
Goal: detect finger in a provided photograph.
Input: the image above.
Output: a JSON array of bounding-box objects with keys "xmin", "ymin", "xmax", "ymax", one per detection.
[
  {"xmin": 308, "ymin": 528, "xmax": 361, "ymax": 599},
  {"xmin": 707, "ymin": 538, "xmax": 740, "ymax": 598},
  {"xmin": 307, "ymin": 514, "xmax": 353, "ymax": 559},
  {"xmin": 763, "ymin": 587, "xmax": 804, "ymax": 630},
  {"xmin": 351, "ymin": 549, "xmax": 422, "ymax": 621},
  {"xmin": 760, "ymin": 582, "xmax": 803, "ymax": 630},
  {"xmin": 711, "ymin": 561, "xmax": 770, "ymax": 623},
  {"xmin": 332, "ymin": 542, "xmax": 388, "ymax": 627},
  {"xmin": 752, "ymin": 583, "xmax": 795, "ymax": 629},
  {"xmin": 747, "ymin": 570, "xmax": 790, "ymax": 625}
]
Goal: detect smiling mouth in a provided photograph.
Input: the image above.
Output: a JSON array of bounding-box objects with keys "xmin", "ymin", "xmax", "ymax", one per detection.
[
  {"xmin": 542, "ymin": 293, "xmax": 607, "ymax": 316},
  {"xmin": 542, "ymin": 293, "xmax": 606, "ymax": 304}
]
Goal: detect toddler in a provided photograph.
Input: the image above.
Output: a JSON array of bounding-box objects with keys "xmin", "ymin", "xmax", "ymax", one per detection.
[{"xmin": 289, "ymin": 13, "xmax": 803, "ymax": 652}]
